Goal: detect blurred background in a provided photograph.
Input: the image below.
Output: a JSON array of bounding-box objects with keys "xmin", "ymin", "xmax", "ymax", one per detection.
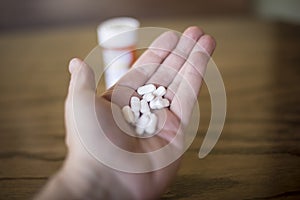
[
  {"xmin": 0, "ymin": 0, "xmax": 300, "ymax": 199},
  {"xmin": 0, "ymin": 0, "xmax": 300, "ymax": 31}
]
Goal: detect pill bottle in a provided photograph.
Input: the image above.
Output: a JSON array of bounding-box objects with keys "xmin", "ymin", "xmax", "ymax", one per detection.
[{"xmin": 97, "ymin": 17, "xmax": 140, "ymax": 88}]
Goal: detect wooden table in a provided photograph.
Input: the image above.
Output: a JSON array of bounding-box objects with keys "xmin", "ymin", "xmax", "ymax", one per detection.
[{"xmin": 0, "ymin": 18, "xmax": 299, "ymax": 199}]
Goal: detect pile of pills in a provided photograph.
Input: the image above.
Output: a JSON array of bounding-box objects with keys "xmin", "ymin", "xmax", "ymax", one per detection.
[{"xmin": 121, "ymin": 84, "xmax": 170, "ymax": 135}]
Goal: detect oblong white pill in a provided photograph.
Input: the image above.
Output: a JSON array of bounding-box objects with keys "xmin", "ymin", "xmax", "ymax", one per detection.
[
  {"xmin": 161, "ymin": 98, "xmax": 170, "ymax": 108},
  {"xmin": 135, "ymin": 126, "xmax": 144, "ymax": 135},
  {"xmin": 153, "ymin": 86, "xmax": 166, "ymax": 97},
  {"xmin": 155, "ymin": 102, "xmax": 164, "ymax": 109},
  {"xmin": 122, "ymin": 105, "xmax": 135, "ymax": 124},
  {"xmin": 152, "ymin": 97, "xmax": 170, "ymax": 109},
  {"xmin": 150, "ymin": 97, "xmax": 164, "ymax": 109},
  {"xmin": 133, "ymin": 111, "xmax": 140, "ymax": 122},
  {"xmin": 130, "ymin": 96, "xmax": 140, "ymax": 112},
  {"xmin": 136, "ymin": 113, "xmax": 150, "ymax": 128},
  {"xmin": 140, "ymin": 99, "xmax": 150, "ymax": 114},
  {"xmin": 137, "ymin": 84, "xmax": 156, "ymax": 95},
  {"xmin": 145, "ymin": 113, "xmax": 158, "ymax": 135},
  {"xmin": 143, "ymin": 93, "xmax": 155, "ymax": 102},
  {"xmin": 149, "ymin": 98, "xmax": 157, "ymax": 109}
]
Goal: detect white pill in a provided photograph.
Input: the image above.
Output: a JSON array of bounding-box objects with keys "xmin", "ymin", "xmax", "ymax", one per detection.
[
  {"xmin": 135, "ymin": 126, "xmax": 144, "ymax": 135},
  {"xmin": 143, "ymin": 93, "xmax": 155, "ymax": 102},
  {"xmin": 137, "ymin": 84, "xmax": 156, "ymax": 95},
  {"xmin": 153, "ymin": 86, "xmax": 166, "ymax": 97},
  {"xmin": 133, "ymin": 111, "xmax": 140, "ymax": 122},
  {"xmin": 149, "ymin": 97, "xmax": 158, "ymax": 109},
  {"xmin": 145, "ymin": 113, "xmax": 158, "ymax": 135},
  {"xmin": 149, "ymin": 97, "xmax": 170, "ymax": 109},
  {"xmin": 149, "ymin": 97, "xmax": 162, "ymax": 109},
  {"xmin": 130, "ymin": 96, "xmax": 140, "ymax": 112},
  {"xmin": 136, "ymin": 113, "xmax": 150, "ymax": 128},
  {"xmin": 122, "ymin": 106, "xmax": 135, "ymax": 124},
  {"xmin": 161, "ymin": 98, "xmax": 170, "ymax": 108},
  {"xmin": 140, "ymin": 99, "xmax": 150, "ymax": 114}
]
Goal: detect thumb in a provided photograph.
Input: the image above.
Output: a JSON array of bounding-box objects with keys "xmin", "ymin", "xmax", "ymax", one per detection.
[
  {"xmin": 68, "ymin": 58, "xmax": 96, "ymax": 95},
  {"xmin": 65, "ymin": 58, "xmax": 96, "ymax": 146}
]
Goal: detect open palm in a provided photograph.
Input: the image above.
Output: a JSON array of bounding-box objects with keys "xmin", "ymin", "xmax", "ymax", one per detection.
[{"xmin": 64, "ymin": 26, "xmax": 215, "ymax": 200}]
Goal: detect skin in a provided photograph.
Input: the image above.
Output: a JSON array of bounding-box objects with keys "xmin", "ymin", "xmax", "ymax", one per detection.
[{"xmin": 36, "ymin": 26, "xmax": 216, "ymax": 200}]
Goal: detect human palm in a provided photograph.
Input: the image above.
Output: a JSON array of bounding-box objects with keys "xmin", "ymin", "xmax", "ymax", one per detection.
[{"xmin": 64, "ymin": 26, "xmax": 215, "ymax": 200}]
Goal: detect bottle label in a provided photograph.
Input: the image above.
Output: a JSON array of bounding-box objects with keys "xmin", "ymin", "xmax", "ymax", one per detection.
[{"xmin": 103, "ymin": 48, "xmax": 134, "ymax": 88}]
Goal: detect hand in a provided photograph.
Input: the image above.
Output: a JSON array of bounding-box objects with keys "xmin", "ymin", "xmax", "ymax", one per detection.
[{"xmin": 36, "ymin": 26, "xmax": 216, "ymax": 200}]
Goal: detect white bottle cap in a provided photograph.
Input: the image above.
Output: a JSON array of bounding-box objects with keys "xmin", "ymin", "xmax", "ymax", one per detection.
[{"xmin": 97, "ymin": 17, "xmax": 140, "ymax": 49}]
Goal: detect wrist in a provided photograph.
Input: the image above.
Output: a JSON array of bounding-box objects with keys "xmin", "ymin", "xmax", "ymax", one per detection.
[
  {"xmin": 34, "ymin": 170, "xmax": 78, "ymax": 200},
  {"xmin": 57, "ymin": 157, "xmax": 116, "ymax": 199},
  {"xmin": 36, "ymin": 154, "xmax": 134, "ymax": 200}
]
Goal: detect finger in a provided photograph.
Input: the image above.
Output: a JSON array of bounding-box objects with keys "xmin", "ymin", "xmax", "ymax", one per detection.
[
  {"xmin": 146, "ymin": 26, "xmax": 204, "ymax": 87},
  {"xmin": 165, "ymin": 34, "xmax": 216, "ymax": 101},
  {"xmin": 116, "ymin": 31, "xmax": 179, "ymax": 90},
  {"xmin": 65, "ymin": 58, "xmax": 96, "ymax": 145},
  {"xmin": 67, "ymin": 58, "xmax": 96, "ymax": 97},
  {"xmin": 169, "ymin": 35, "xmax": 216, "ymax": 127},
  {"xmin": 65, "ymin": 58, "xmax": 96, "ymax": 120}
]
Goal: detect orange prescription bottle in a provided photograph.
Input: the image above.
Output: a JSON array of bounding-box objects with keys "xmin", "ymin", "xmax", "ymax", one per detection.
[{"xmin": 97, "ymin": 17, "xmax": 140, "ymax": 89}]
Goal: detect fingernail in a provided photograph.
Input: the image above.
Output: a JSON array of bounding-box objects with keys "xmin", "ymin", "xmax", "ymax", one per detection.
[
  {"xmin": 196, "ymin": 35, "xmax": 216, "ymax": 55},
  {"xmin": 69, "ymin": 58, "xmax": 81, "ymax": 74}
]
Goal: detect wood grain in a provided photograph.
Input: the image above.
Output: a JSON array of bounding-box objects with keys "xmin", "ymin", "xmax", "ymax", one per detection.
[{"xmin": 0, "ymin": 18, "xmax": 299, "ymax": 199}]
